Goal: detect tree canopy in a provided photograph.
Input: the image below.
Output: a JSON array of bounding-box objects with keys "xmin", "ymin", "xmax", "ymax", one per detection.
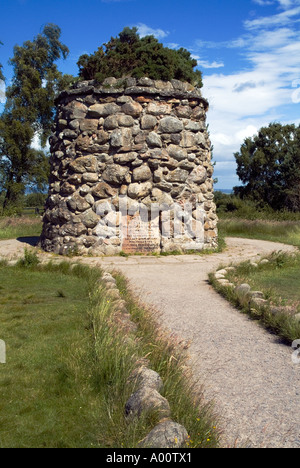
[
  {"xmin": 77, "ymin": 27, "xmax": 203, "ymax": 87},
  {"xmin": 234, "ymin": 123, "xmax": 300, "ymax": 211},
  {"xmin": 0, "ymin": 24, "xmax": 70, "ymax": 213}
]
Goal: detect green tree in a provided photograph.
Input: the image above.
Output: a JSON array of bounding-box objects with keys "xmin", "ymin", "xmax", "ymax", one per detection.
[
  {"xmin": 77, "ymin": 27, "xmax": 202, "ymax": 87},
  {"xmin": 234, "ymin": 123, "xmax": 300, "ymax": 211},
  {"xmin": 0, "ymin": 24, "xmax": 70, "ymax": 213}
]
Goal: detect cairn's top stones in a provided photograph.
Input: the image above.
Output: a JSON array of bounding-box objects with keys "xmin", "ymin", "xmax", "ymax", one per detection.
[{"xmin": 56, "ymin": 77, "xmax": 209, "ymax": 111}]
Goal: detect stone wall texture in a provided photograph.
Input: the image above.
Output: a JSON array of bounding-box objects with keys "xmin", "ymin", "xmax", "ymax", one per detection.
[{"xmin": 40, "ymin": 77, "xmax": 218, "ymax": 256}]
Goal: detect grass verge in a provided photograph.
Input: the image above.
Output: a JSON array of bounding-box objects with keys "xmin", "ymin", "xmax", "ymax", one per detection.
[
  {"xmin": 219, "ymin": 218, "xmax": 300, "ymax": 248},
  {"xmin": 209, "ymin": 252, "xmax": 300, "ymax": 344}
]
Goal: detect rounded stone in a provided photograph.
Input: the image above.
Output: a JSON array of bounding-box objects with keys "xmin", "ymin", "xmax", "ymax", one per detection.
[
  {"xmin": 139, "ymin": 420, "xmax": 189, "ymax": 448},
  {"xmin": 132, "ymin": 165, "xmax": 152, "ymax": 182},
  {"xmin": 122, "ymin": 101, "xmax": 143, "ymax": 117},
  {"xmin": 125, "ymin": 387, "xmax": 171, "ymax": 419},
  {"xmin": 158, "ymin": 117, "xmax": 184, "ymax": 133}
]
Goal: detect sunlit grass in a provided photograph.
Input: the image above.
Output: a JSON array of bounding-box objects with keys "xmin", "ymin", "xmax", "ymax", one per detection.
[
  {"xmin": 219, "ymin": 218, "xmax": 300, "ymax": 248},
  {"xmin": 0, "ymin": 216, "xmax": 42, "ymax": 240}
]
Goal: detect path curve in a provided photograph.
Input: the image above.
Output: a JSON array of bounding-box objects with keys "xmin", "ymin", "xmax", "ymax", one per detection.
[{"xmin": 0, "ymin": 237, "xmax": 299, "ymax": 448}]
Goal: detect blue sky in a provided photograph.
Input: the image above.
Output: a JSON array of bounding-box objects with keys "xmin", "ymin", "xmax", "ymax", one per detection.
[{"xmin": 1, "ymin": 0, "xmax": 300, "ymax": 189}]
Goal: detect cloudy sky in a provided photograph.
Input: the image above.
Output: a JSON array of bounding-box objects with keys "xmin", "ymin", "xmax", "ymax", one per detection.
[{"xmin": 1, "ymin": 0, "xmax": 300, "ymax": 189}]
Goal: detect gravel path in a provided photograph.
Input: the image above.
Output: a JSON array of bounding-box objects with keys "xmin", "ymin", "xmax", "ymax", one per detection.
[{"xmin": 1, "ymin": 236, "xmax": 299, "ymax": 448}]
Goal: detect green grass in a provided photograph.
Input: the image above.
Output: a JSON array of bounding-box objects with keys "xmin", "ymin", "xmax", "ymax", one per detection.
[
  {"xmin": 0, "ymin": 216, "xmax": 42, "ymax": 240},
  {"xmin": 219, "ymin": 218, "xmax": 300, "ymax": 248},
  {"xmin": 0, "ymin": 261, "xmax": 100, "ymax": 448},
  {"xmin": 0, "ymin": 259, "xmax": 143, "ymax": 448},
  {"xmin": 0, "ymin": 255, "xmax": 220, "ymax": 448},
  {"xmin": 210, "ymin": 252, "xmax": 300, "ymax": 344}
]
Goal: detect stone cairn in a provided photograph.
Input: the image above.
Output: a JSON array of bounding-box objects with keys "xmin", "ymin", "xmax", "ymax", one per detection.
[{"xmin": 40, "ymin": 77, "xmax": 218, "ymax": 256}]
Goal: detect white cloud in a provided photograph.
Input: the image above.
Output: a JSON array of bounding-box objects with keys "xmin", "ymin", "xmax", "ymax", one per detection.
[
  {"xmin": 31, "ymin": 132, "xmax": 42, "ymax": 151},
  {"xmin": 0, "ymin": 80, "xmax": 6, "ymax": 104},
  {"xmin": 245, "ymin": 4, "xmax": 300, "ymax": 29},
  {"xmin": 166, "ymin": 43, "xmax": 180, "ymax": 49},
  {"xmin": 197, "ymin": 60, "xmax": 224, "ymax": 69},
  {"xmin": 136, "ymin": 23, "xmax": 169, "ymax": 39}
]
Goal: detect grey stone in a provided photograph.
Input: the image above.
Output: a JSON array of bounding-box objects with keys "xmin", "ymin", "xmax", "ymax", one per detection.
[
  {"xmin": 102, "ymin": 164, "xmax": 130, "ymax": 185},
  {"xmin": 147, "ymin": 102, "xmax": 172, "ymax": 116},
  {"xmin": 67, "ymin": 194, "xmax": 90, "ymax": 212},
  {"xmin": 139, "ymin": 420, "xmax": 189, "ymax": 448},
  {"xmin": 185, "ymin": 120, "xmax": 204, "ymax": 132},
  {"xmin": 159, "ymin": 117, "xmax": 184, "ymax": 134},
  {"xmin": 180, "ymin": 131, "xmax": 197, "ymax": 148},
  {"xmin": 176, "ymin": 105, "xmax": 192, "ymax": 118},
  {"xmin": 128, "ymin": 182, "xmax": 152, "ymax": 199},
  {"xmin": 249, "ymin": 291, "xmax": 265, "ymax": 299},
  {"xmin": 122, "ymin": 101, "xmax": 143, "ymax": 117},
  {"xmin": 114, "ymin": 152, "xmax": 138, "ymax": 164},
  {"xmin": 88, "ymin": 103, "xmax": 119, "ymax": 118},
  {"xmin": 65, "ymin": 101, "xmax": 88, "ymax": 119},
  {"xmin": 197, "ymin": 132, "xmax": 208, "ymax": 148},
  {"xmin": 69, "ymin": 155, "xmax": 98, "ymax": 174},
  {"xmin": 58, "ymin": 119, "xmax": 68, "ymax": 130},
  {"xmin": 146, "ymin": 132, "xmax": 163, "ymax": 148},
  {"xmin": 103, "ymin": 115, "xmax": 119, "ymax": 130},
  {"xmin": 154, "ymin": 80, "xmax": 174, "ymax": 91},
  {"xmin": 96, "ymin": 130, "xmax": 110, "ymax": 144},
  {"xmin": 235, "ymin": 284, "xmax": 251, "ymax": 297},
  {"xmin": 85, "ymin": 193, "xmax": 94, "ymax": 205},
  {"xmin": 79, "ymin": 119, "xmax": 99, "ymax": 132},
  {"xmin": 82, "ymin": 173, "xmax": 99, "ymax": 183},
  {"xmin": 187, "ymin": 166, "xmax": 207, "ymax": 185},
  {"xmin": 92, "ymin": 182, "xmax": 118, "ymax": 199},
  {"xmin": 166, "ymin": 168, "xmax": 189, "ymax": 183},
  {"xmin": 110, "ymin": 128, "xmax": 132, "ymax": 148},
  {"xmin": 151, "ymin": 188, "xmax": 173, "ymax": 206},
  {"xmin": 294, "ymin": 313, "xmax": 300, "ymax": 323},
  {"xmin": 133, "ymin": 165, "xmax": 152, "ymax": 182},
  {"xmin": 62, "ymin": 129, "xmax": 77, "ymax": 139},
  {"xmin": 141, "ymin": 115, "xmax": 157, "ymax": 130},
  {"xmin": 216, "ymin": 269, "xmax": 228, "ymax": 276},
  {"xmin": 260, "ymin": 259, "xmax": 270, "ymax": 265},
  {"xmin": 68, "ymin": 174, "xmax": 82, "ymax": 186},
  {"xmin": 79, "ymin": 209, "xmax": 99, "ymax": 229},
  {"xmin": 155, "ymin": 180, "xmax": 173, "ymax": 193},
  {"xmin": 129, "ymin": 366, "xmax": 164, "ymax": 392},
  {"xmin": 167, "ymin": 144, "xmax": 187, "ymax": 161},
  {"xmin": 137, "ymin": 77, "xmax": 154, "ymax": 87},
  {"xmin": 60, "ymin": 182, "xmax": 76, "ymax": 195},
  {"xmin": 251, "ymin": 297, "xmax": 269, "ymax": 308},
  {"xmin": 125, "ymin": 387, "xmax": 171, "ymax": 419},
  {"xmin": 60, "ymin": 222, "xmax": 87, "ymax": 237},
  {"xmin": 118, "ymin": 115, "xmax": 134, "ymax": 127}
]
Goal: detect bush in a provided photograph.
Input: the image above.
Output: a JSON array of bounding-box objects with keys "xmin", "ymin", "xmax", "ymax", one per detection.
[
  {"xmin": 77, "ymin": 27, "xmax": 203, "ymax": 87},
  {"xmin": 17, "ymin": 248, "xmax": 40, "ymax": 268}
]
